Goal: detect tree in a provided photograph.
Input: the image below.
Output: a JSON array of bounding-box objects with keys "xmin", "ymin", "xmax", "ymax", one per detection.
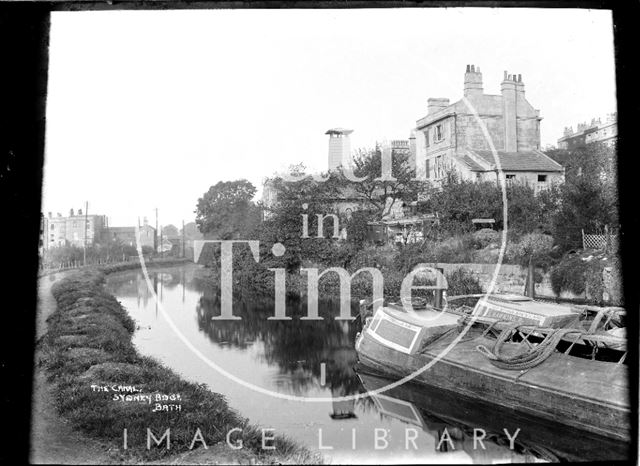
[
  {"xmin": 418, "ymin": 172, "xmax": 562, "ymax": 237},
  {"xmin": 195, "ymin": 180, "xmax": 261, "ymax": 240},
  {"xmin": 548, "ymin": 142, "xmax": 618, "ymax": 251},
  {"xmin": 507, "ymin": 233, "xmax": 555, "ymax": 296},
  {"xmin": 546, "ymin": 142, "xmax": 616, "ymax": 186},
  {"xmin": 259, "ymin": 173, "xmax": 342, "ymax": 272},
  {"xmin": 419, "ymin": 172, "xmax": 501, "ymax": 234},
  {"xmin": 180, "ymin": 221, "xmax": 203, "ymax": 240},
  {"xmin": 162, "ymin": 224, "xmax": 179, "ymax": 238},
  {"xmin": 341, "ymin": 147, "xmax": 430, "ymax": 219}
]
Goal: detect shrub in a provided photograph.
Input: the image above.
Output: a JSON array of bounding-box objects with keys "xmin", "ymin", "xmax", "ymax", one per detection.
[
  {"xmin": 432, "ymin": 236, "xmax": 474, "ymax": 263},
  {"xmin": 471, "ymin": 228, "xmax": 500, "ymax": 249},
  {"xmin": 549, "ymin": 252, "xmax": 621, "ymax": 305},
  {"xmin": 505, "ymin": 233, "xmax": 556, "ymax": 270},
  {"xmin": 446, "ymin": 268, "xmax": 484, "ymax": 296},
  {"xmin": 42, "ymin": 272, "xmax": 318, "ymax": 463}
]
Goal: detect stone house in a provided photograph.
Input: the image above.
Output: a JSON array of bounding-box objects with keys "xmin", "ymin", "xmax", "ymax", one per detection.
[
  {"xmin": 108, "ymin": 222, "xmax": 156, "ymax": 249},
  {"xmin": 42, "ymin": 208, "xmax": 107, "ymax": 249},
  {"xmin": 413, "ymin": 65, "xmax": 564, "ymax": 192}
]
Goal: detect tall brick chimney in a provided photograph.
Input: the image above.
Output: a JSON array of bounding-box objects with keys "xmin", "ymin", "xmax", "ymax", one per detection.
[
  {"xmin": 501, "ymin": 71, "xmax": 518, "ymax": 152},
  {"xmin": 464, "ymin": 64, "xmax": 483, "ymax": 98}
]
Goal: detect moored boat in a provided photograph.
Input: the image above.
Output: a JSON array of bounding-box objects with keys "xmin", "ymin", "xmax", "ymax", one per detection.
[{"xmin": 355, "ymin": 292, "xmax": 629, "ymax": 441}]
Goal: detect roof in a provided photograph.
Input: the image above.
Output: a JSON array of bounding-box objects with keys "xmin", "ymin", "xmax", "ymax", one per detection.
[
  {"xmin": 109, "ymin": 225, "xmax": 155, "ymax": 233},
  {"xmin": 325, "ymin": 128, "xmax": 353, "ymax": 135},
  {"xmin": 466, "ymin": 149, "xmax": 563, "ymax": 172},
  {"xmin": 460, "ymin": 154, "xmax": 486, "ymax": 171},
  {"xmin": 108, "ymin": 226, "xmax": 135, "ymax": 233},
  {"xmin": 472, "ymin": 218, "xmax": 495, "ymax": 224}
]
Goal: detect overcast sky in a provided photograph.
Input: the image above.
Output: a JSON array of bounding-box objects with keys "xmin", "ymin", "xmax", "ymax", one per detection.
[{"xmin": 43, "ymin": 8, "xmax": 616, "ymax": 228}]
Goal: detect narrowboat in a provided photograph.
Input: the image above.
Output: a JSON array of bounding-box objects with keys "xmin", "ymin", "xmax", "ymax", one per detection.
[{"xmin": 355, "ymin": 291, "xmax": 629, "ymax": 441}]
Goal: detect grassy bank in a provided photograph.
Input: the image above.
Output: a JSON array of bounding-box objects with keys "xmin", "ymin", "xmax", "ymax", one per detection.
[{"xmin": 39, "ymin": 268, "xmax": 320, "ymax": 464}]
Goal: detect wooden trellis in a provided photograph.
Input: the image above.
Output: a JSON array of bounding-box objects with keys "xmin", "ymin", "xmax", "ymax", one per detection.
[{"xmin": 582, "ymin": 226, "xmax": 617, "ymax": 251}]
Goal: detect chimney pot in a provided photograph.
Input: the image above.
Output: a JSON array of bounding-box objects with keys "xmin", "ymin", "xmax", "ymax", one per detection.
[{"xmin": 463, "ymin": 65, "xmax": 483, "ymax": 97}]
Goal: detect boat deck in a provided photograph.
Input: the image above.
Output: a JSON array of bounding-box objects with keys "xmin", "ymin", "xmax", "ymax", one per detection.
[{"xmin": 427, "ymin": 333, "xmax": 628, "ymax": 409}]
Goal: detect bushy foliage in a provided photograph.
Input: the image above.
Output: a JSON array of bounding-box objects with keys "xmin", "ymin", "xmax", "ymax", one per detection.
[
  {"xmin": 549, "ymin": 251, "xmax": 621, "ymax": 305},
  {"xmin": 471, "ymin": 228, "xmax": 500, "ymax": 249},
  {"xmin": 195, "ymin": 179, "xmax": 262, "ymax": 240},
  {"xmin": 43, "ymin": 272, "xmax": 318, "ymax": 463},
  {"xmin": 446, "ymin": 268, "xmax": 484, "ymax": 296},
  {"xmin": 505, "ymin": 233, "xmax": 556, "ymax": 270},
  {"xmin": 419, "ymin": 173, "xmax": 561, "ymax": 237},
  {"xmin": 43, "ymin": 239, "xmax": 145, "ymax": 268},
  {"xmin": 345, "ymin": 147, "xmax": 430, "ymax": 218},
  {"xmin": 547, "ymin": 143, "xmax": 618, "ymax": 251}
]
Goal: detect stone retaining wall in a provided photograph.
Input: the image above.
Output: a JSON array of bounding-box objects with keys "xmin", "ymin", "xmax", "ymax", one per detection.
[{"xmin": 427, "ymin": 262, "xmax": 583, "ymax": 299}]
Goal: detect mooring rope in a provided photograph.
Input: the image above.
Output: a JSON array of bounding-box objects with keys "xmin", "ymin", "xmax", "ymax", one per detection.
[{"xmin": 476, "ymin": 323, "xmax": 583, "ymax": 371}]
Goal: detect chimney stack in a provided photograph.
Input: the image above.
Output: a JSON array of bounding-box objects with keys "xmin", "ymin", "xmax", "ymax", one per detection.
[
  {"xmin": 427, "ymin": 98, "xmax": 450, "ymax": 115},
  {"xmin": 48, "ymin": 212, "xmax": 52, "ymax": 218},
  {"xmin": 78, "ymin": 208, "xmax": 83, "ymax": 216},
  {"xmin": 70, "ymin": 208, "xmax": 74, "ymax": 217},
  {"xmin": 325, "ymin": 128, "xmax": 354, "ymax": 171},
  {"xmin": 464, "ymin": 64, "xmax": 483, "ymax": 98},
  {"xmin": 501, "ymin": 70, "xmax": 518, "ymax": 152}
]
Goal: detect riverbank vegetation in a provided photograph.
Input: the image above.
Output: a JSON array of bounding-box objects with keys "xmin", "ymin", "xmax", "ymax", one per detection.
[
  {"xmin": 194, "ymin": 142, "xmax": 621, "ymax": 306},
  {"xmin": 39, "ymin": 270, "xmax": 320, "ymax": 464}
]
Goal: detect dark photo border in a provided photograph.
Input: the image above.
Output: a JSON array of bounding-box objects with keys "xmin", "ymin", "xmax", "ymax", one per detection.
[{"xmin": 0, "ymin": 1, "xmax": 637, "ymax": 464}]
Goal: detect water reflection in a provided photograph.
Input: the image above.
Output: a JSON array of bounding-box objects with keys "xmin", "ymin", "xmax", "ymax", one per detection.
[
  {"xmin": 106, "ymin": 265, "xmax": 627, "ymax": 463},
  {"xmin": 194, "ymin": 291, "xmax": 363, "ymax": 396},
  {"xmin": 356, "ymin": 369, "xmax": 629, "ymax": 462}
]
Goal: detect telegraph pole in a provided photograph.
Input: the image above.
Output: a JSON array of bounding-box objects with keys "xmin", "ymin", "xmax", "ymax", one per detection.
[
  {"xmin": 83, "ymin": 201, "xmax": 89, "ymax": 266},
  {"xmin": 160, "ymin": 225, "xmax": 163, "ymax": 259},
  {"xmin": 182, "ymin": 219, "xmax": 185, "ymax": 258},
  {"xmin": 155, "ymin": 208, "xmax": 158, "ymax": 256}
]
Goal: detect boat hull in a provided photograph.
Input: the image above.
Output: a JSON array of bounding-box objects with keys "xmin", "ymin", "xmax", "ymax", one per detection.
[
  {"xmin": 356, "ymin": 330, "xmax": 630, "ymax": 441},
  {"xmin": 355, "ymin": 369, "xmax": 630, "ymax": 462}
]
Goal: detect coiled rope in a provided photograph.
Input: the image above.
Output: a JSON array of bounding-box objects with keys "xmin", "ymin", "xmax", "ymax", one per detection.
[{"xmin": 476, "ymin": 323, "xmax": 583, "ymax": 371}]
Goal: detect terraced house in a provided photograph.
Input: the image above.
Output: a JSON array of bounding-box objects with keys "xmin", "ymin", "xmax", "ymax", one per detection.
[{"xmin": 413, "ymin": 65, "xmax": 564, "ymax": 192}]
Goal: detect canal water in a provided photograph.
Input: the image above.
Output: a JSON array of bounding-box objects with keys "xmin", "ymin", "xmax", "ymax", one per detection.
[{"xmin": 106, "ymin": 264, "xmax": 626, "ymax": 464}]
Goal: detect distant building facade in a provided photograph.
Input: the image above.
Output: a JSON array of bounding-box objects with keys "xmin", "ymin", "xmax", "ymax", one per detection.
[
  {"xmin": 557, "ymin": 113, "xmax": 617, "ymax": 150},
  {"xmin": 42, "ymin": 208, "xmax": 107, "ymax": 250},
  {"xmin": 108, "ymin": 220, "xmax": 156, "ymax": 249},
  {"xmin": 381, "ymin": 139, "xmax": 412, "ymax": 167},
  {"xmin": 413, "ymin": 65, "xmax": 564, "ymax": 192}
]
